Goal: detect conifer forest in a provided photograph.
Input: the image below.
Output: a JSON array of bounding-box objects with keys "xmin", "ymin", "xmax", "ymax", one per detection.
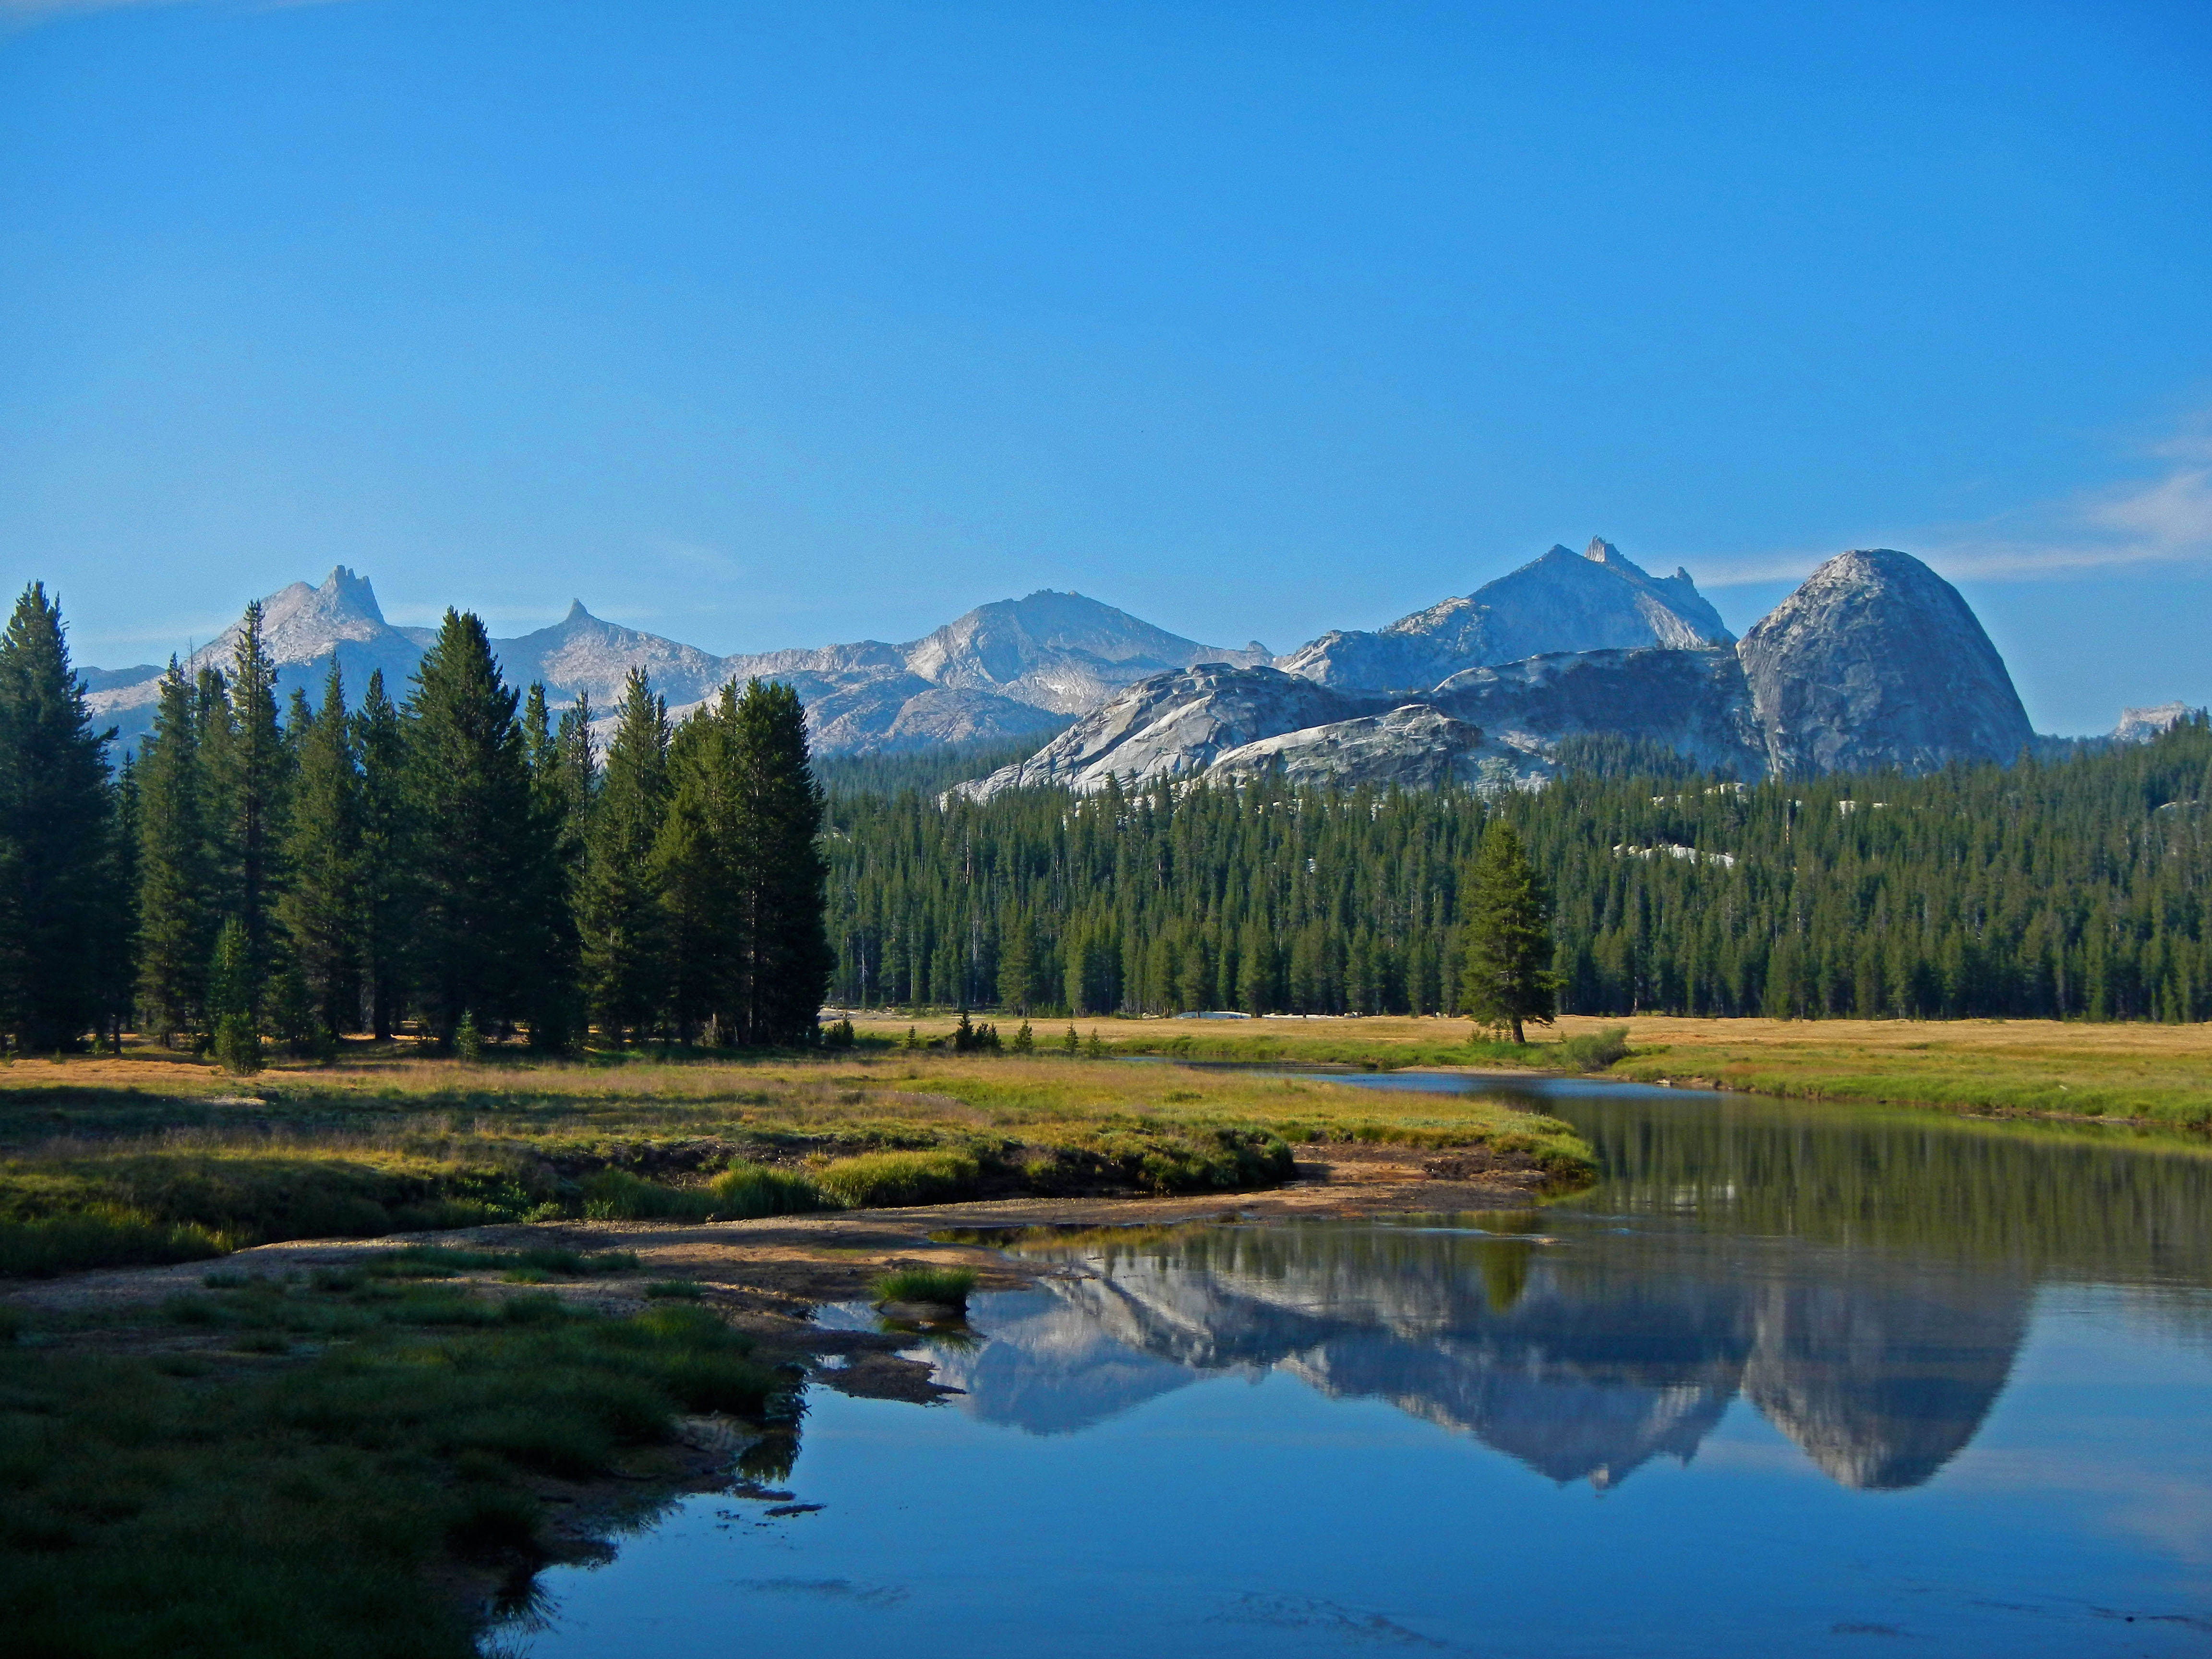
[
  {"xmin": 0, "ymin": 584, "xmax": 832, "ymax": 1055},
  {"xmin": 819, "ymin": 727, "xmax": 2212, "ymax": 1024}
]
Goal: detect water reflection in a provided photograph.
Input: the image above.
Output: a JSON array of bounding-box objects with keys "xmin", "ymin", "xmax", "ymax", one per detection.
[
  {"xmin": 932, "ymin": 1217, "xmax": 2030, "ymax": 1491},
  {"xmin": 925, "ymin": 1072, "xmax": 2212, "ymax": 1493}
]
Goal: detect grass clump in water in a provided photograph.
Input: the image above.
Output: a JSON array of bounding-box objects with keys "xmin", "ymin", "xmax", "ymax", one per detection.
[
  {"xmin": 872, "ymin": 1264, "xmax": 978, "ymax": 1309},
  {"xmin": 815, "ymin": 1148, "xmax": 979, "ymax": 1208}
]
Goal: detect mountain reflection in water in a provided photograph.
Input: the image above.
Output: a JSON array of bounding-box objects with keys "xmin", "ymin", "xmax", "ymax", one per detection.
[
  {"xmin": 933, "ymin": 1081, "xmax": 2212, "ymax": 1495},
  {"xmin": 932, "ymin": 1219, "xmax": 2029, "ymax": 1491}
]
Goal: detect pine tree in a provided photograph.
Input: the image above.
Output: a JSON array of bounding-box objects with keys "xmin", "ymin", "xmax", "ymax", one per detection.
[
  {"xmin": 580, "ymin": 668, "xmax": 671, "ymax": 1045},
  {"xmin": 657, "ymin": 691, "xmax": 741, "ymax": 1043},
  {"xmin": 402, "ymin": 610, "xmax": 551, "ymax": 1045},
  {"xmin": 278, "ymin": 661, "xmax": 364, "ymax": 1040},
  {"xmin": 0, "ymin": 584, "xmax": 118, "ymax": 1051},
  {"xmin": 206, "ymin": 601, "xmax": 292, "ymax": 1021},
  {"xmin": 728, "ymin": 679, "xmax": 832, "ymax": 1045},
  {"xmin": 134, "ymin": 662, "xmax": 216, "ymax": 1044},
  {"xmin": 520, "ymin": 683, "xmax": 587, "ymax": 1050},
  {"xmin": 1457, "ymin": 821, "xmax": 1559, "ymax": 1044},
  {"xmin": 352, "ymin": 670, "xmax": 410, "ymax": 1039},
  {"xmin": 208, "ymin": 918, "xmax": 259, "ymax": 1073}
]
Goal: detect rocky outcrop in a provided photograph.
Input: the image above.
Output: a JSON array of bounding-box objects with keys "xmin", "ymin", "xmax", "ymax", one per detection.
[
  {"xmin": 1737, "ymin": 549, "xmax": 2033, "ymax": 777},
  {"xmin": 2113, "ymin": 703, "xmax": 2197, "ymax": 745},
  {"xmin": 1431, "ymin": 646, "xmax": 1768, "ymax": 778},
  {"xmin": 1204, "ymin": 705, "xmax": 1547, "ymax": 793},
  {"xmin": 1278, "ymin": 538, "xmax": 1731, "ymax": 690},
  {"xmin": 951, "ymin": 665, "xmax": 1377, "ymax": 799},
  {"xmin": 955, "ymin": 645, "xmax": 1765, "ymax": 800}
]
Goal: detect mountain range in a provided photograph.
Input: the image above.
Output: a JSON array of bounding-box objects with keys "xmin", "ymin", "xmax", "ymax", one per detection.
[
  {"xmin": 81, "ymin": 538, "xmax": 2190, "ymax": 785},
  {"xmin": 84, "ymin": 571, "xmax": 1266, "ymax": 756}
]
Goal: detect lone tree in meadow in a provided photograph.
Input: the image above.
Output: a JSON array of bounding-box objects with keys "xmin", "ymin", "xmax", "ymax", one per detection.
[{"xmin": 1458, "ymin": 820, "xmax": 1559, "ymax": 1045}]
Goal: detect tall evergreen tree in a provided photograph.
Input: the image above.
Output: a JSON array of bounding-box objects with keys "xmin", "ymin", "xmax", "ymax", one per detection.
[
  {"xmin": 657, "ymin": 686, "xmax": 741, "ymax": 1041},
  {"xmin": 728, "ymin": 678, "xmax": 832, "ymax": 1044},
  {"xmin": 402, "ymin": 610, "xmax": 554, "ymax": 1044},
  {"xmin": 580, "ymin": 669, "xmax": 670, "ymax": 1044},
  {"xmin": 520, "ymin": 683, "xmax": 587, "ymax": 1050},
  {"xmin": 0, "ymin": 584, "xmax": 117, "ymax": 1050},
  {"xmin": 278, "ymin": 662, "xmax": 365, "ymax": 1039},
  {"xmin": 206, "ymin": 601, "xmax": 292, "ymax": 1018},
  {"xmin": 1457, "ymin": 823, "xmax": 1559, "ymax": 1043},
  {"xmin": 352, "ymin": 670, "xmax": 409, "ymax": 1039},
  {"xmin": 134, "ymin": 663, "xmax": 216, "ymax": 1043}
]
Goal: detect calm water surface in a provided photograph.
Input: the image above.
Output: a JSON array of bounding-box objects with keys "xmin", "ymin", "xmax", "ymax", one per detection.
[{"xmin": 518, "ymin": 1077, "xmax": 2212, "ymax": 1657}]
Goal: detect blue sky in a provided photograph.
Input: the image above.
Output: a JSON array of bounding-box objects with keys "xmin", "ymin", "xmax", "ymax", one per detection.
[{"xmin": 2, "ymin": 0, "xmax": 2208, "ymax": 733}]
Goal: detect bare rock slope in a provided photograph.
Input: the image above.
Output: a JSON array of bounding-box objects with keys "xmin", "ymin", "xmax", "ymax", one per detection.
[
  {"xmin": 1737, "ymin": 549, "xmax": 2033, "ymax": 777},
  {"xmin": 1278, "ymin": 538, "xmax": 1731, "ymax": 691}
]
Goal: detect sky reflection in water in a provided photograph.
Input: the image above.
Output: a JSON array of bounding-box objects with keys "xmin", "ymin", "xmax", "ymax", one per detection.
[{"xmin": 521, "ymin": 1081, "xmax": 2212, "ymax": 1658}]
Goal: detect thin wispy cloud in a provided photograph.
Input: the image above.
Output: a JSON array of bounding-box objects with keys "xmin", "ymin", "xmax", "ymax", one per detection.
[{"xmin": 1698, "ymin": 422, "xmax": 2212, "ymax": 589}]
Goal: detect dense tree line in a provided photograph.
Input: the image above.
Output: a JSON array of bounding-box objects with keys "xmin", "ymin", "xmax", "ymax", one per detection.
[
  {"xmin": 0, "ymin": 586, "xmax": 831, "ymax": 1055},
  {"xmin": 822, "ymin": 716, "xmax": 2212, "ymax": 1022}
]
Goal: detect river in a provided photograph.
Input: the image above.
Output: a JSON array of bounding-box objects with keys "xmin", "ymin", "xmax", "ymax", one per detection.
[{"xmin": 515, "ymin": 1076, "xmax": 2212, "ymax": 1657}]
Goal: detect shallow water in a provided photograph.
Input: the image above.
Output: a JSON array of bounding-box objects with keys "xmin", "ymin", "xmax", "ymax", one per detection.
[{"xmin": 517, "ymin": 1079, "xmax": 2212, "ymax": 1657}]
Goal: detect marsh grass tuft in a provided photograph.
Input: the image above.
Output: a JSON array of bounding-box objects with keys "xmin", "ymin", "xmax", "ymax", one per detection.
[
  {"xmin": 815, "ymin": 1148, "xmax": 979, "ymax": 1208},
  {"xmin": 1557, "ymin": 1027, "xmax": 1632, "ymax": 1071},
  {"xmin": 871, "ymin": 1264, "xmax": 978, "ymax": 1308},
  {"xmin": 0, "ymin": 1205, "xmax": 229, "ymax": 1278}
]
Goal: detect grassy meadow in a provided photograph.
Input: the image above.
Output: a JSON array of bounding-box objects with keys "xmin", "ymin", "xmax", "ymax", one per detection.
[
  {"xmin": 857, "ymin": 1010, "xmax": 2212, "ymax": 1130},
  {"xmin": 0, "ymin": 1037, "xmax": 1592, "ymax": 1278},
  {"xmin": 0, "ymin": 1246, "xmax": 796, "ymax": 1659},
  {"xmin": 1595, "ymin": 1013, "xmax": 2212, "ymax": 1128}
]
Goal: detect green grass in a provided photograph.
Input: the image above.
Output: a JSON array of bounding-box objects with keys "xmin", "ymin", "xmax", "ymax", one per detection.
[
  {"xmin": 0, "ymin": 1268, "xmax": 794, "ymax": 1659},
  {"xmin": 644, "ymin": 1280, "xmax": 704, "ymax": 1299},
  {"xmin": 706, "ymin": 1160, "xmax": 824, "ymax": 1217},
  {"xmin": 1557, "ymin": 1026, "xmax": 1632, "ymax": 1072},
  {"xmin": 814, "ymin": 1148, "xmax": 981, "ymax": 1208},
  {"xmin": 871, "ymin": 1265, "xmax": 979, "ymax": 1308},
  {"xmin": 0, "ymin": 1205, "xmax": 232, "ymax": 1278},
  {"xmin": 0, "ymin": 1044, "xmax": 1598, "ymax": 1275},
  {"xmin": 1105, "ymin": 1028, "xmax": 1544, "ymax": 1070}
]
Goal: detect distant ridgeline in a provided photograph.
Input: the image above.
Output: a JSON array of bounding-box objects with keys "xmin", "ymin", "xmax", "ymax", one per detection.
[{"xmin": 823, "ymin": 717, "xmax": 2212, "ymax": 1022}]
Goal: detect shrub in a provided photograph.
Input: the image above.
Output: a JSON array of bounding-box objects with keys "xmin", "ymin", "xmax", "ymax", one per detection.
[
  {"xmin": 645, "ymin": 1280, "xmax": 703, "ymax": 1299},
  {"xmin": 871, "ymin": 1265, "xmax": 978, "ymax": 1309},
  {"xmin": 813, "ymin": 1148, "xmax": 980, "ymax": 1209},
  {"xmin": 212, "ymin": 1013, "xmax": 261, "ymax": 1076},
  {"xmin": 454, "ymin": 1010, "xmax": 484, "ymax": 1063},
  {"xmin": 1558, "ymin": 1026, "xmax": 1632, "ymax": 1072}
]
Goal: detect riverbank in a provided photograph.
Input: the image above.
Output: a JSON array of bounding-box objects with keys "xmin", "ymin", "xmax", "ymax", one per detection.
[
  {"xmin": 842, "ymin": 1011, "xmax": 2212, "ymax": 1133},
  {"xmin": 0, "ymin": 1154, "xmax": 1548, "ymax": 1657},
  {"xmin": 0, "ymin": 1043, "xmax": 1592, "ymax": 1278}
]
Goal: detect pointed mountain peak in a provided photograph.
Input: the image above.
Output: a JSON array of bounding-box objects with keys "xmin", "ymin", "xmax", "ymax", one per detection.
[
  {"xmin": 314, "ymin": 565, "xmax": 387, "ymax": 624},
  {"xmin": 1585, "ymin": 536, "xmax": 1620, "ymax": 563},
  {"xmin": 564, "ymin": 599, "xmax": 593, "ymax": 624}
]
